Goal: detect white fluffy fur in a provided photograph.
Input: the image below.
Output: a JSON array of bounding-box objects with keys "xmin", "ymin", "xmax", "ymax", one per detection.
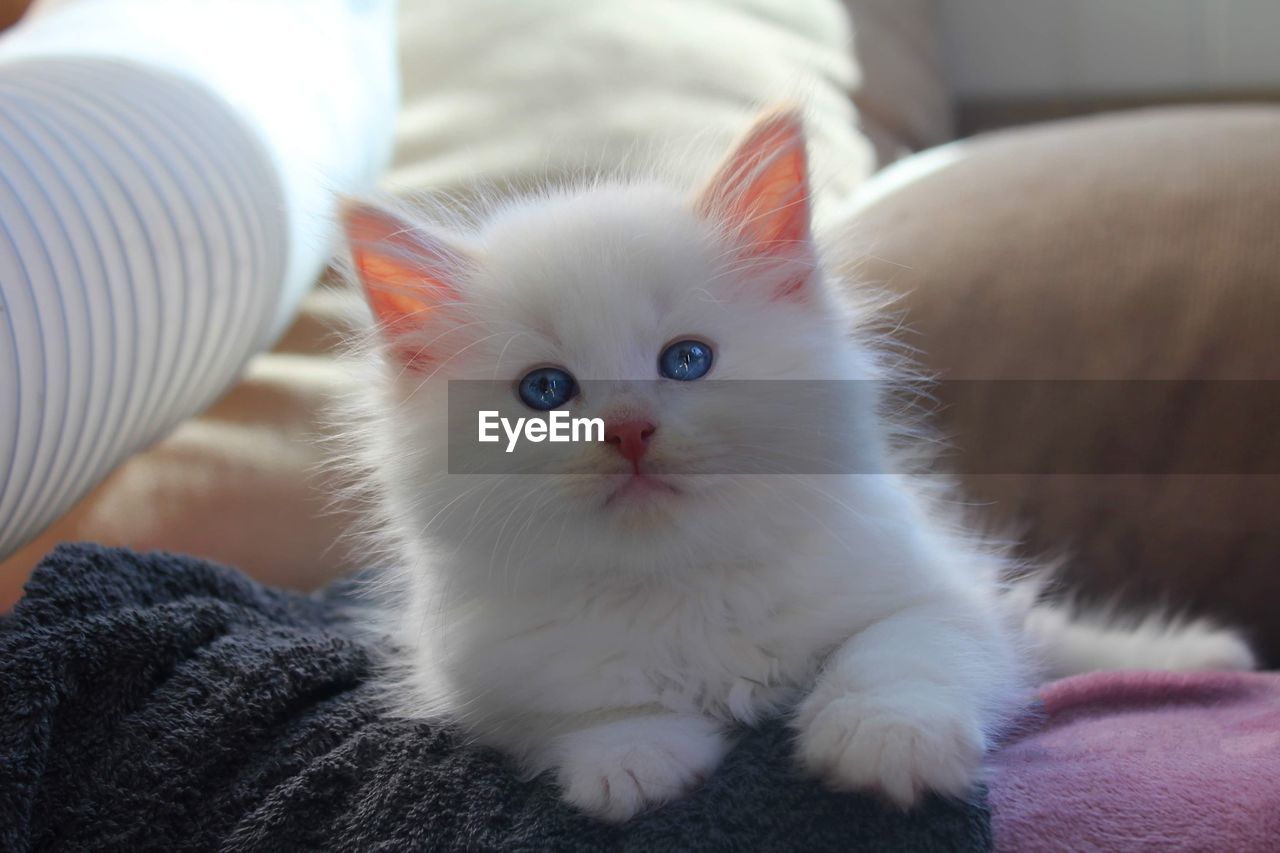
[{"xmin": 339, "ymin": 114, "xmax": 1254, "ymax": 822}]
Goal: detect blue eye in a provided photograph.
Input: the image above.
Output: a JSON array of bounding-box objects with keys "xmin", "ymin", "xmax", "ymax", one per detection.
[
  {"xmin": 517, "ymin": 366, "xmax": 577, "ymax": 410},
  {"xmin": 659, "ymin": 339, "xmax": 713, "ymax": 381}
]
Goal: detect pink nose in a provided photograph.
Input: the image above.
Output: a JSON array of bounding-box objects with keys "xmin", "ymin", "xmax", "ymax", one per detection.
[{"xmin": 604, "ymin": 420, "xmax": 656, "ymax": 464}]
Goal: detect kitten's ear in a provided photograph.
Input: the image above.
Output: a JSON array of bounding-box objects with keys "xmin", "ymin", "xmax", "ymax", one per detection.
[
  {"xmin": 696, "ymin": 109, "xmax": 812, "ymax": 298},
  {"xmin": 340, "ymin": 199, "xmax": 466, "ymax": 331}
]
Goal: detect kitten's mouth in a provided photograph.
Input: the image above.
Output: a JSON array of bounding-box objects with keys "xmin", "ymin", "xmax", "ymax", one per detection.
[{"xmin": 603, "ymin": 473, "xmax": 681, "ymax": 507}]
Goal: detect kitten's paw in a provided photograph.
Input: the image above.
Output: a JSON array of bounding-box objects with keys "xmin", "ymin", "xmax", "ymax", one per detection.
[
  {"xmin": 794, "ymin": 688, "xmax": 986, "ymax": 808},
  {"xmin": 551, "ymin": 714, "xmax": 727, "ymax": 822}
]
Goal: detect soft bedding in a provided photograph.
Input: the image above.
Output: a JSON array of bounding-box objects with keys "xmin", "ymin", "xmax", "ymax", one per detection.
[
  {"xmin": 0, "ymin": 543, "xmax": 992, "ymax": 852},
  {"xmin": 989, "ymin": 670, "xmax": 1280, "ymax": 851},
  {"xmin": 10, "ymin": 544, "xmax": 1278, "ymax": 851}
]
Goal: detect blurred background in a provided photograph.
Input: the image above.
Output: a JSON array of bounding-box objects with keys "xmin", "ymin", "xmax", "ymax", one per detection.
[
  {"xmin": 0, "ymin": 0, "xmax": 1277, "ymax": 662},
  {"xmin": 941, "ymin": 0, "xmax": 1280, "ymax": 131},
  {"xmin": 4, "ymin": 1, "xmax": 1279, "ymax": 130}
]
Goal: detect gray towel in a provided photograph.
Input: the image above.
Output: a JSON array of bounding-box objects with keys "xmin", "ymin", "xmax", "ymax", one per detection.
[{"xmin": 0, "ymin": 543, "xmax": 991, "ymax": 851}]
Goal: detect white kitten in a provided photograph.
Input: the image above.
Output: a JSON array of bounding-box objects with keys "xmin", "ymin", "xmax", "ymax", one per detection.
[{"xmin": 338, "ymin": 110, "xmax": 1254, "ymax": 822}]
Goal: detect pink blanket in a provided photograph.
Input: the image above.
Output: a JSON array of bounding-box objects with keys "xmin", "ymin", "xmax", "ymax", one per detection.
[{"xmin": 990, "ymin": 671, "xmax": 1280, "ymax": 852}]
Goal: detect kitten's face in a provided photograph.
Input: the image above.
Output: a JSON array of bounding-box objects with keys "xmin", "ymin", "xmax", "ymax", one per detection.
[{"xmin": 346, "ymin": 112, "xmax": 879, "ymax": 574}]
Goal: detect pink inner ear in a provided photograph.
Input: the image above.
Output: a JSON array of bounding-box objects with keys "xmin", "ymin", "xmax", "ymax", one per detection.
[
  {"xmin": 698, "ymin": 110, "xmax": 812, "ymax": 259},
  {"xmin": 341, "ymin": 201, "xmax": 465, "ymax": 366}
]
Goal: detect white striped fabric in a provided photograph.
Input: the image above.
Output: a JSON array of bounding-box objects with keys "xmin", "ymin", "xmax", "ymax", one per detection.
[
  {"xmin": 0, "ymin": 59, "xmax": 288, "ymax": 557},
  {"xmin": 0, "ymin": 0, "xmax": 398, "ymax": 560}
]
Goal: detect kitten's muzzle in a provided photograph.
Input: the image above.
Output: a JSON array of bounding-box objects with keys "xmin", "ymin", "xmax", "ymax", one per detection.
[{"xmin": 604, "ymin": 419, "xmax": 657, "ymax": 470}]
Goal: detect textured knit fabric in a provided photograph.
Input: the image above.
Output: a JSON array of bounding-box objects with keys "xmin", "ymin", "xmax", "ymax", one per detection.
[{"xmin": 0, "ymin": 543, "xmax": 992, "ymax": 852}]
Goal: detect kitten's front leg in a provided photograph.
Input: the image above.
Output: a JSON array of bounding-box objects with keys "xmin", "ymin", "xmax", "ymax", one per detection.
[
  {"xmin": 547, "ymin": 713, "xmax": 728, "ymax": 822},
  {"xmin": 793, "ymin": 600, "xmax": 1024, "ymax": 807}
]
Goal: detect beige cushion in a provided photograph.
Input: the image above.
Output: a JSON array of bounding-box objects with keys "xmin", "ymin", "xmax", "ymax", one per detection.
[{"xmin": 827, "ymin": 106, "xmax": 1280, "ymax": 664}]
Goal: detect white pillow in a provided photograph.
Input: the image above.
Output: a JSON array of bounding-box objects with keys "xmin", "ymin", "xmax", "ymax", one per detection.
[{"xmin": 386, "ymin": 0, "xmax": 949, "ymax": 227}]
